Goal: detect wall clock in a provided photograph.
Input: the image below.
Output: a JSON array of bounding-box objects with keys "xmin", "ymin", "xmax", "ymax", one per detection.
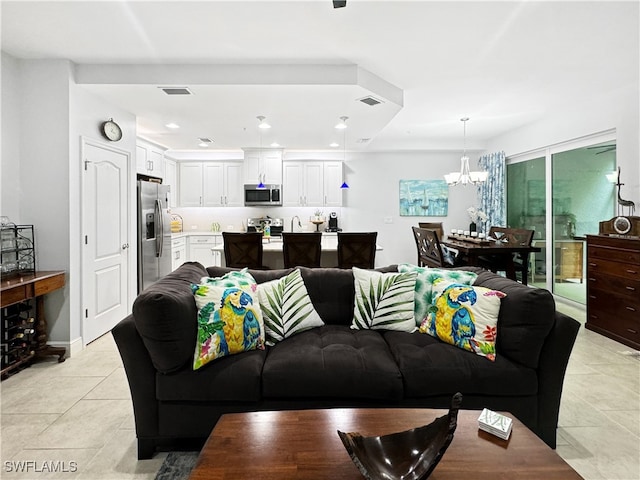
[
  {"xmin": 100, "ymin": 118, "xmax": 122, "ymax": 142},
  {"xmin": 613, "ymin": 216, "xmax": 632, "ymax": 235}
]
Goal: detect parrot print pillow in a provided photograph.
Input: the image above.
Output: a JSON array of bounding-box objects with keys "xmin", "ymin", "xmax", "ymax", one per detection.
[
  {"xmin": 192, "ymin": 269, "xmax": 265, "ymax": 370},
  {"xmin": 420, "ymin": 279, "xmax": 506, "ymax": 361},
  {"xmin": 398, "ymin": 264, "xmax": 478, "ymax": 327}
]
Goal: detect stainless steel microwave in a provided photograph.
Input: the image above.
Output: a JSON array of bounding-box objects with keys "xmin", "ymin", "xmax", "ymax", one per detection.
[{"xmin": 244, "ymin": 184, "xmax": 282, "ymax": 206}]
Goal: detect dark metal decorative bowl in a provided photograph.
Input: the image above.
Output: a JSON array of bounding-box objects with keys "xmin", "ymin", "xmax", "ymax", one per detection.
[{"xmin": 337, "ymin": 392, "xmax": 463, "ymax": 480}]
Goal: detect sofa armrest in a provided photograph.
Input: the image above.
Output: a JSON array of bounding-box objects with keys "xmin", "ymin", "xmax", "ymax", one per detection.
[
  {"xmin": 534, "ymin": 311, "xmax": 580, "ymax": 448},
  {"xmin": 111, "ymin": 314, "xmax": 159, "ymax": 458}
]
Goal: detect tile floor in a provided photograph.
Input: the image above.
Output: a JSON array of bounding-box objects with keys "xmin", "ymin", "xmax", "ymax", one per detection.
[{"xmin": 1, "ymin": 302, "xmax": 639, "ymax": 480}]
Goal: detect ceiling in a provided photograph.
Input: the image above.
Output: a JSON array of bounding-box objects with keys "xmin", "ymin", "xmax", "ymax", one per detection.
[{"xmin": 2, "ymin": 1, "xmax": 637, "ymax": 153}]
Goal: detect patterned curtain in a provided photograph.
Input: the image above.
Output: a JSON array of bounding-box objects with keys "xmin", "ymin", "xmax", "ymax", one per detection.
[{"xmin": 477, "ymin": 151, "xmax": 506, "ymax": 232}]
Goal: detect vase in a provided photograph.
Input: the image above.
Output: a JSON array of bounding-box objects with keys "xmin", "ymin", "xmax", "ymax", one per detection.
[{"xmin": 469, "ymin": 222, "xmax": 477, "ymax": 233}]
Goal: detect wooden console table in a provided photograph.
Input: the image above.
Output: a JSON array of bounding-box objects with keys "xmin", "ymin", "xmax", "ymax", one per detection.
[{"xmin": 1, "ymin": 271, "xmax": 66, "ymax": 378}]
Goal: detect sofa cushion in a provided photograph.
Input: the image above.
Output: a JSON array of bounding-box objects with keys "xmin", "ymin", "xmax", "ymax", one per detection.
[
  {"xmin": 398, "ymin": 264, "xmax": 478, "ymax": 326},
  {"xmin": 262, "ymin": 325, "xmax": 403, "ymax": 400},
  {"xmin": 256, "ymin": 269, "xmax": 325, "ymax": 345},
  {"xmin": 419, "ymin": 281, "xmax": 505, "ymax": 361},
  {"xmin": 469, "ymin": 269, "xmax": 556, "ymax": 369},
  {"xmin": 156, "ymin": 348, "xmax": 267, "ymax": 402},
  {"xmin": 133, "ymin": 262, "xmax": 206, "ymax": 374},
  {"xmin": 192, "ymin": 269, "xmax": 265, "ymax": 370},
  {"xmin": 383, "ymin": 331, "xmax": 537, "ymax": 398},
  {"xmin": 351, "ymin": 267, "xmax": 417, "ymax": 332}
]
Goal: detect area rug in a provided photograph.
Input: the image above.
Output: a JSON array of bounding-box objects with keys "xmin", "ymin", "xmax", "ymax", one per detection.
[{"xmin": 154, "ymin": 452, "xmax": 199, "ymax": 480}]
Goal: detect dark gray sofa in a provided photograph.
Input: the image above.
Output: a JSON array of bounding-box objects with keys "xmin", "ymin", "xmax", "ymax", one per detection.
[{"xmin": 112, "ymin": 262, "xmax": 580, "ymax": 459}]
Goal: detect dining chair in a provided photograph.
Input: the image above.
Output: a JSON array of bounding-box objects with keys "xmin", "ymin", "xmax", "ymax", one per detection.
[
  {"xmin": 479, "ymin": 227, "xmax": 535, "ymax": 284},
  {"xmin": 412, "ymin": 227, "xmax": 456, "ymax": 268},
  {"xmin": 418, "ymin": 222, "xmax": 444, "ymax": 241},
  {"xmin": 222, "ymin": 232, "xmax": 267, "ymax": 269},
  {"xmin": 282, "ymin": 232, "xmax": 322, "ymax": 268},
  {"xmin": 337, "ymin": 232, "xmax": 377, "ymax": 269}
]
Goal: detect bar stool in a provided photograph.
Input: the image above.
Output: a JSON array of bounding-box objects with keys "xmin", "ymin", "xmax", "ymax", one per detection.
[{"xmin": 282, "ymin": 232, "xmax": 322, "ymax": 268}]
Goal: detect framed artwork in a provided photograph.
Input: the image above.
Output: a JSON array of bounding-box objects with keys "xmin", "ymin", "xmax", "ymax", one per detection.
[{"xmin": 399, "ymin": 180, "xmax": 448, "ymax": 216}]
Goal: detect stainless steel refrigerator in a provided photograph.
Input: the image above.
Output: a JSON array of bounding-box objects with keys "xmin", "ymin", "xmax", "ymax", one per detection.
[{"xmin": 137, "ymin": 180, "xmax": 171, "ymax": 292}]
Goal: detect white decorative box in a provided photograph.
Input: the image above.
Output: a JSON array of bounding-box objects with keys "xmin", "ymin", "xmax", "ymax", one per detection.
[{"xmin": 478, "ymin": 408, "xmax": 513, "ymax": 440}]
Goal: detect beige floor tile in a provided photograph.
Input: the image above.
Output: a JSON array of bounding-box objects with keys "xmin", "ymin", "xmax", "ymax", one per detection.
[
  {"xmin": 558, "ymin": 392, "xmax": 621, "ymax": 428},
  {"xmin": 43, "ymin": 348, "xmax": 122, "ymax": 378},
  {"xmin": 84, "ymin": 368, "xmax": 131, "ymax": 400},
  {"xmin": 76, "ymin": 429, "xmax": 166, "ymax": 480},
  {"xmin": 562, "ymin": 373, "xmax": 639, "ymax": 412},
  {"xmin": 2, "ymin": 448, "xmax": 99, "ymax": 480},
  {"xmin": 588, "ymin": 362, "xmax": 640, "ymax": 394},
  {"xmin": 1, "ymin": 377, "xmax": 103, "ymax": 415},
  {"xmin": 559, "ymin": 425, "xmax": 640, "ymax": 480},
  {"xmin": 30, "ymin": 399, "xmax": 131, "ymax": 450},
  {"xmin": 601, "ymin": 410, "xmax": 640, "ymax": 438},
  {"xmin": 1, "ymin": 414, "xmax": 61, "ymax": 459}
]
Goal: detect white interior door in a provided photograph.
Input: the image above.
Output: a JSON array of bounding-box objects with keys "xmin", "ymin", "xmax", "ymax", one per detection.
[{"xmin": 82, "ymin": 140, "xmax": 130, "ymax": 344}]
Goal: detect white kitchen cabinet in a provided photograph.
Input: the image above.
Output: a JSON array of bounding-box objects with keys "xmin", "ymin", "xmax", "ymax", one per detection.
[
  {"xmin": 178, "ymin": 161, "xmax": 243, "ymax": 207},
  {"xmin": 188, "ymin": 235, "xmax": 222, "ymax": 267},
  {"xmin": 282, "ymin": 161, "xmax": 342, "ymax": 207},
  {"xmin": 171, "ymin": 236, "xmax": 187, "ymax": 271},
  {"xmin": 323, "ymin": 161, "xmax": 344, "ymax": 207},
  {"xmin": 164, "ymin": 158, "xmax": 178, "ymax": 208},
  {"xmin": 243, "ymin": 148, "xmax": 283, "ymax": 185},
  {"xmin": 136, "ymin": 139, "xmax": 165, "ymax": 178}
]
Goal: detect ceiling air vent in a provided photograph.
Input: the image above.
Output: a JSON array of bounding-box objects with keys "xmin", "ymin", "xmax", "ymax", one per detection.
[
  {"xmin": 198, "ymin": 137, "xmax": 213, "ymax": 143},
  {"xmin": 159, "ymin": 87, "xmax": 193, "ymax": 96},
  {"xmin": 358, "ymin": 96, "xmax": 383, "ymax": 106},
  {"xmin": 356, "ymin": 138, "xmax": 371, "ymax": 144}
]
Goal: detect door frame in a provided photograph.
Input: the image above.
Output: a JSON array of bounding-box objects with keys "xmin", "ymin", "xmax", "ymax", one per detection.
[{"xmin": 80, "ymin": 136, "xmax": 134, "ymax": 346}]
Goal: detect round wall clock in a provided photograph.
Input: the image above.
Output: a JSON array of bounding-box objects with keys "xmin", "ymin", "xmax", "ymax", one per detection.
[
  {"xmin": 613, "ymin": 216, "xmax": 632, "ymax": 235},
  {"xmin": 101, "ymin": 118, "xmax": 122, "ymax": 142}
]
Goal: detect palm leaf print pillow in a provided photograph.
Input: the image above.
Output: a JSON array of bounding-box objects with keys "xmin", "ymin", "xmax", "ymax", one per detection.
[
  {"xmin": 421, "ymin": 280, "xmax": 506, "ymax": 361},
  {"xmin": 351, "ymin": 267, "xmax": 417, "ymax": 332},
  {"xmin": 256, "ymin": 269, "xmax": 324, "ymax": 346}
]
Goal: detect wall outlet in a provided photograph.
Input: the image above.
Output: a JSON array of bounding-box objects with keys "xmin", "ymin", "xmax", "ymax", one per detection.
[{"xmin": 384, "ymin": 216, "xmax": 393, "ymax": 224}]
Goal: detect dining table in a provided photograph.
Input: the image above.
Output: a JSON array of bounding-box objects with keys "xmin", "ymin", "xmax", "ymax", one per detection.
[{"xmin": 441, "ymin": 236, "xmax": 541, "ymax": 282}]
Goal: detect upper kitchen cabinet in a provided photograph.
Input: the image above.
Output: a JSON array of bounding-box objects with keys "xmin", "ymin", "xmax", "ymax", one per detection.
[
  {"xmin": 164, "ymin": 158, "xmax": 178, "ymax": 208},
  {"xmin": 178, "ymin": 161, "xmax": 244, "ymax": 207},
  {"xmin": 283, "ymin": 161, "xmax": 343, "ymax": 207},
  {"xmin": 136, "ymin": 138, "xmax": 165, "ymax": 178},
  {"xmin": 243, "ymin": 148, "xmax": 283, "ymax": 185}
]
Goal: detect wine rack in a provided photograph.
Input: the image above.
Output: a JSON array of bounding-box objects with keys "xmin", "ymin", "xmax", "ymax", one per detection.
[
  {"xmin": 1, "ymin": 299, "xmax": 36, "ymax": 378},
  {"xmin": 1, "ymin": 224, "xmax": 36, "ymax": 279}
]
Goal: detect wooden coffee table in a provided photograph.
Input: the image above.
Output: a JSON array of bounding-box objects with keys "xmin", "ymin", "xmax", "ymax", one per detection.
[{"xmin": 189, "ymin": 408, "xmax": 583, "ymax": 479}]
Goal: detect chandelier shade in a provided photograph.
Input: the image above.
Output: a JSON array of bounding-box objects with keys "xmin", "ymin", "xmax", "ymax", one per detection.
[{"xmin": 445, "ymin": 118, "xmax": 487, "ymax": 186}]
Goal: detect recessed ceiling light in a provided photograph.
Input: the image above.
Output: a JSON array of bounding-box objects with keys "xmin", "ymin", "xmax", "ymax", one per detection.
[
  {"xmin": 335, "ymin": 116, "xmax": 348, "ymax": 129},
  {"xmin": 330, "ymin": 142, "xmax": 340, "ymax": 148},
  {"xmin": 198, "ymin": 142, "xmax": 209, "ymax": 148},
  {"xmin": 270, "ymin": 142, "xmax": 280, "ymax": 148},
  {"xmin": 256, "ymin": 115, "xmax": 271, "ymax": 129},
  {"xmin": 165, "ymin": 123, "xmax": 180, "ymax": 129}
]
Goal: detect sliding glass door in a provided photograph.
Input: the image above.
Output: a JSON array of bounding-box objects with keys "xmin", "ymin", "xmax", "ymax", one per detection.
[{"xmin": 506, "ymin": 133, "xmax": 616, "ymax": 304}]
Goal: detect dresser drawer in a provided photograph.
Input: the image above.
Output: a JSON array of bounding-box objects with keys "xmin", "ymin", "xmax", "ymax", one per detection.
[
  {"xmin": 588, "ymin": 245, "xmax": 640, "ymax": 264},
  {"xmin": 587, "ymin": 273, "xmax": 640, "ymax": 300},
  {"xmin": 588, "ymin": 288, "xmax": 639, "ymax": 320},
  {"xmin": 587, "ymin": 257, "xmax": 640, "ymax": 281},
  {"xmin": 588, "ymin": 306, "xmax": 640, "ymax": 343}
]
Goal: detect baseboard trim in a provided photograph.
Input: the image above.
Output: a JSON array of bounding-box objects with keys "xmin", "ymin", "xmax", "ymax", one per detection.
[{"xmin": 48, "ymin": 337, "xmax": 83, "ymax": 358}]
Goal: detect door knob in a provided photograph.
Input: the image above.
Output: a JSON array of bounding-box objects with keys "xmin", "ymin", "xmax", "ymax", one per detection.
[{"xmin": 122, "ymin": 243, "xmax": 129, "ymax": 249}]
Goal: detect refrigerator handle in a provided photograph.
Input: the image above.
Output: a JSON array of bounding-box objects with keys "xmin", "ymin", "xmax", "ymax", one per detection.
[{"xmin": 155, "ymin": 199, "xmax": 163, "ymax": 257}]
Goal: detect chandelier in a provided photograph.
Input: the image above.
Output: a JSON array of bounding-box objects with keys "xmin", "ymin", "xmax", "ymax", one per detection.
[{"xmin": 444, "ymin": 117, "xmax": 487, "ymax": 186}]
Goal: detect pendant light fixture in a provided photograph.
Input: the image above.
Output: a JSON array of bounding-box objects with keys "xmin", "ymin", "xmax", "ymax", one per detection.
[
  {"xmin": 444, "ymin": 117, "xmax": 487, "ymax": 186},
  {"xmin": 336, "ymin": 116, "xmax": 350, "ymax": 188},
  {"xmin": 256, "ymin": 116, "xmax": 268, "ymax": 189}
]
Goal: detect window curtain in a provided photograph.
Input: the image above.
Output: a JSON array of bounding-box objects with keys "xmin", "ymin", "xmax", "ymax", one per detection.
[{"xmin": 477, "ymin": 151, "xmax": 506, "ymax": 232}]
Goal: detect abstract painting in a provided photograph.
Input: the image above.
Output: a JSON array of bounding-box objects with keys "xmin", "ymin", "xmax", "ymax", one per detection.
[{"xmin": 399, "ymin": 180, "xmax": 449, "ymax": 216}]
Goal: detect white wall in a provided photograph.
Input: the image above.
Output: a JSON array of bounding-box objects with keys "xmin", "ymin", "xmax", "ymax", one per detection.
[{"xmin": 1, "ymin": 54, "xmax": 137, "ymax": 354}]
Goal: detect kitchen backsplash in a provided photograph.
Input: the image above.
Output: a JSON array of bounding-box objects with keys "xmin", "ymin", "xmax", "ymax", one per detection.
[{"xmin": 170, "ymin": 206, "xmax": 344, "ymax": 232}]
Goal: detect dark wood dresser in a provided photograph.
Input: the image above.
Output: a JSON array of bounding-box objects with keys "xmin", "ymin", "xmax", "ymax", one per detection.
[{"xmin": 586, "ymin": 234, "xmax": 640, "ymax": 349}]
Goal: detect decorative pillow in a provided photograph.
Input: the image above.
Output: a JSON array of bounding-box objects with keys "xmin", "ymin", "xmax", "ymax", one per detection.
[
  {"xmin": 351, "ymin": 267, "xmax": 417, "ymax": 332},
  {"xmin": 256, "ymin": 269, "xmax": 324, "ymax": 345},
  {"xmin": 398, "ymin": 264, "xmax": 478, "ymax": 327},
  {"xmin": 420, "ymin": 279, "xmax": 506, "ymax": 361},
  {"xmin": 192, "ymin": 269, "xmax": 265, "ymax": 370}
]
